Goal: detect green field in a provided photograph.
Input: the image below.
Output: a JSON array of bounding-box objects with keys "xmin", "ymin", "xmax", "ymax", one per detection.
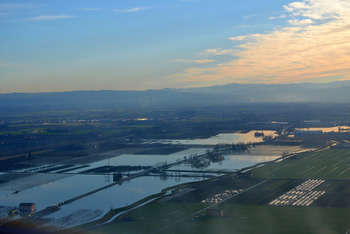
[
  {"xmin": 253, "ymin": 149, "xmax": 350, "ymax": 179},
  {"xmin": 176, "ymin": 205, "xmax": 350, "ymax": 234},
  {"xmin": 94, "ymin": 202, "xmax": 350, "ymax": 234}
]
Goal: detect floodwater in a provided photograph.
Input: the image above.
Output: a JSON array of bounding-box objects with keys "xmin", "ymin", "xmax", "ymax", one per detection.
[
  {"xmin": 151, "ymin": 130, "xmax": 278, "ymax": 145},
  {"xmin": 0, "ymin": 174, "xmax": 111, "ymax": 210},
  {"xmin": 46, "ymin": 176, "xmax": 202, "ymax": 228},
  {"xmin": 0, "ymin": 148, "xmax": 208, "ymax": 226},
  {"xmin": 0, "ymin": 145, "xmax": 309, "ymax": 228},
  {"xmin": 0, "ymin": 148, "xmax": 207, "ymax": 209},
  {"xmin": 0, "ymin": 172, "xmax": 204, "ymax": 227},
  {"xmin": 70, "ymin": 148, "xmax": 207, "ymax": 173},
  {"xmin": 171, "ymin": 145, "xmax": 306, "ymax": 172},
  {"xmin": 295, "ymin": 126, "xmax": 350, "ymax": 133},
  {"xmin": 171, "ymin": 155, "xmax": 279, "ymax": 172}
]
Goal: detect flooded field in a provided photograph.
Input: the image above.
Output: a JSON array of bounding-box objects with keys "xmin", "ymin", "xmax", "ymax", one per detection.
[
  {"xmin": 171, "ymin": 145, "xmax": 306, "ymax": 172},
  {"xmin": 0, "ymin": 173, "xmax": 203, "ymax": 226},
  {"xmin": 0, "ymin": 148, "xmax": 208, "ymax": 225},
  {"xmin": 0, "ymin": 174, "xmax": 111, "ymax": 210},
  {"xmin": 70, "ymin": 148, "xmax": 208, "ymax": 173},
  {"xmin": 295, "ymin": 126, "xmax": 350, "ymax": 133},
  {"xmin": 150, "ymin": 130, "xmax": 278, "ymax": 145},
  {"xmin": 171, "ymin": 155, "xmax": 279, "ymax": 172},
  {"xmin": 46, "ymin": 176, "xmax": 202, "ymax": 228}
]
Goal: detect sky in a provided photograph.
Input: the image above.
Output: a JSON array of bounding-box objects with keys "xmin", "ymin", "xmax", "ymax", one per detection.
[{"xmin": 0, "ymin": 0, "xmax": 350, "ymax": 93}]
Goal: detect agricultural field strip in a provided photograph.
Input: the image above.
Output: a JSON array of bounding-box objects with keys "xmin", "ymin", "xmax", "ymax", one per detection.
[
  {"xmin": 13, "ymin": 164, "xmax": 53, "ymax": 173},
  {"xmin": 269, "ymin": 179, "xmax": 325, "ymax": 207},
  {"xmin": 11, "ymin": 164, "xmax": 77, "ymax": 174},
  {"xmin": 9, "ymin": 164, "xmax": 92, "ymax": 174}
]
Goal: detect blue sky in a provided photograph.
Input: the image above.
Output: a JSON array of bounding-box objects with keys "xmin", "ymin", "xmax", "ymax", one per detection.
[{"xmin": 1, "ymin": 0, "xmax": 349, "ymax": 92}]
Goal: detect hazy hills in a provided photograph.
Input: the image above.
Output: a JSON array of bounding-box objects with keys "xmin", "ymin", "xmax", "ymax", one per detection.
[{"xmin": 1, "ymin": 81, "xmax": 350, "ymax": 112}]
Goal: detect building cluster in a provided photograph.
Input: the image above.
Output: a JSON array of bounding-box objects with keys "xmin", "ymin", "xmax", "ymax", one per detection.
[
  {"xmin": 19, "ymin": 203, "xmax": 36, "ymax": 217},
  {"xmin": 201, "ymin": 189, "xmax": 242, "ymax": 204},
  {"xmin": 7, "ymin": 203, "xmax": 36, "ymax": 217},
  {"xmin": 269, "ymin": 179, "xmax": 325, "ymax": 207}
]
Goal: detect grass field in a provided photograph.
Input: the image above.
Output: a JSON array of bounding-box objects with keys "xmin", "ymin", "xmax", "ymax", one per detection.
[
  {"xmin": 94, "ymin": 202, "xmax": 350, "ymax": 234},
  {"xmin": 253, "ymin": 149, "xmax": 350, "ymax": 179},
  {"xmin": 178, "ymin": 204, "xmax": 350, "ymax": 234},
  {"xmin": 315, "ymin": 180, "xmax": 350, "ymax": 207}
]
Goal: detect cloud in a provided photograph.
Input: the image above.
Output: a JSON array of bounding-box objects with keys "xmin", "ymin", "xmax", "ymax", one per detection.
[
  {"xmin": 175, "ymin": 59, "xmax": 216, "ymax": 64},
  {"xmin": 283, "ymin": 0, "xmax": 350, "ymax": 20},
  {"xmin": 201, "ymin": 49, "xmax": 237, "ymax": 56},
  {"xmin": 228, "ymin": 35, "xmax": 248, "ymax": 41},
  {"xmin": 115, "ymin": 7, "xmax": 147, "ymax": 13},
  {"xmin": 288, "ymin": 18, "xmax": 313, "ymax": 25},
  {"xmin": 28, "ymin": 15, "xmax": 75, "ymax": 21},
  {"xmin": 80, "ymin": 8, "xmax": 100, "ymax": 12},
  {"xmin": 173, "ymin": 0, "xmax": 350, "ymax": 85},
  {"xmin": 243, "ymin": 14, "xmax": 258, "ymax": 20}
]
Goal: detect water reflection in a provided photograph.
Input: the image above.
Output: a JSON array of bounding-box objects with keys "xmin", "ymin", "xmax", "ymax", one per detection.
[
  {"xmin": 0, "ymin": 175, "xmax": 111, "ymax": 210},
  {"xmin": 46, "ymin": 176, "xmax": 202, "ymax": 228},
  {"xmin": 172, "ymin": 145, "xmax": 305, "ymax": 172},
  {"xmin": 172, "ymin": 154, "xmax": 280, "ymax": 172},
  {"xmin": 152, "ymin": 130, "xmax": 278, "ymax": 145},
  {"xmin": 295, "ymin": 126, "xmax": 350, "ymax": 133},
  {"xmin": 71, "ymin": 148, "xmax": 207, "ymax": 173}
]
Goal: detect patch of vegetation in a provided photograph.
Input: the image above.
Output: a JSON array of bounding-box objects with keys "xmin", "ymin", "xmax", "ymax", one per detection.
[
  {"xmin": 252, "ymin": 149, "xmax": 350, "ymax": 179},
  {"xmin": 315, "ymin": 180, "xmax": 350, "ymax": 207},
  {"xmin": 96, "ymin": 200, "xmax": 350, "ymax": 234}
]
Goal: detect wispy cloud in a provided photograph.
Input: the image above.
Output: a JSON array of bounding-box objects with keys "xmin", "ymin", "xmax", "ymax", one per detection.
[
  {"xmin": 228, "ymin": 36, "xmax": 249, "ymax": 41},
  {"xmin": 173, "ymin": 0, "xmax": 350, "ymax": 85},
  {"xmin": 115, "ymin": 7, "xmax": 148, "ymax": 13},
  {"xmin": 288, "ymin": 18, "xmax": 313, "ymax": 25},
  {"xmin": 28, "ymin": 15, "xmax": 75, "ymax": 21},
  {"xmin": 80, "ymin": 8, "xmax": 100, "ymax": 12},
  {"xmin": 243, "ymin": 14, "xmax": 258, "ymax": 20},
  {"xmin": 201, "ymin": 49, "xmax": 237, "ymax": 56},
  {"xmin": 175, "ymin": 59, "xmax": 216, "ymax": 64}
]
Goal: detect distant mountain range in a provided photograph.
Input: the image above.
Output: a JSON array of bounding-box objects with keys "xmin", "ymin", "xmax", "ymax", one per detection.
[{"xmin": 1, "ymin": 81, "xmax": 350, "ymax": 112}]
